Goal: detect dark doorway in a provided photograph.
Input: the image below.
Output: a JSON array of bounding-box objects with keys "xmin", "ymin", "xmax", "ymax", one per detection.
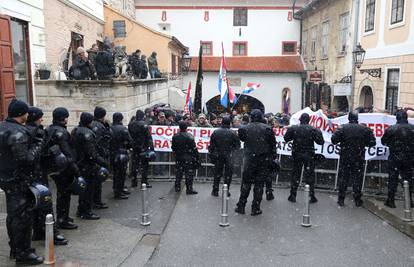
[
  {"xmin": 206, "ymin": 94, "xmax": 265, "ymax": 114},
  {"xmin": 359, "ymin": 86, "xmax": 373, "ymax": 110}
]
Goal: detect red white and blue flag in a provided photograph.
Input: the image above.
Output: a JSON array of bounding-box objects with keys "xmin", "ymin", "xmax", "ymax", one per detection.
[
  {"xmin": 242, "ymin": 82, "xmax": 261, "ymax": 94},
  {"xmin": 184, "ymin": 81, "xmax": 192, "ymax": 114},
  {"xmin": 218, "ymin": 43, "xmax": 235, "ymax": 108}
]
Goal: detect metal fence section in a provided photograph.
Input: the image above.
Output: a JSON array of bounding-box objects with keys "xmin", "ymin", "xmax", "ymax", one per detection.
[{"xmin": 145, "ymin": 150, "xmax": 393, "ymax": 195}]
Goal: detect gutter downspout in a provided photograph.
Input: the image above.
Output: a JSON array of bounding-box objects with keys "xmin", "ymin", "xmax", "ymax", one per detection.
[{"xmin": 350, "ymin": 0, "xmax": 360, "ymax": 111}]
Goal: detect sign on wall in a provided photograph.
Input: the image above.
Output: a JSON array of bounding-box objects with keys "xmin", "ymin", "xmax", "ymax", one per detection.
[
  {"xmin": 307, "ymin": 70, "xmax": 323, "ymax": 83},
  {"xmin": 333, "ymin": 84, "xmax": 352, "ymax": 96}
]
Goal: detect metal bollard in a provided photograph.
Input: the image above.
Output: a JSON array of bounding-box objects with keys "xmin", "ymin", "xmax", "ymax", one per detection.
[
  {"xmin": 301, "ymin": 184, "xmax": 311, "ymax": 228},
  {"xmin": 219, "ymin": 184, "xmax": 229, "ymax": 227},
  {"xmin": 44, "ymin": 214, "xmax": 55, "ymax": 264},
  {"xmin": 403, "ymin": 181, "xmax": 413, "ymax": 222},
  {"xmin": 140, "ymin": 184, "xmax": 151, "ymax": 226}
]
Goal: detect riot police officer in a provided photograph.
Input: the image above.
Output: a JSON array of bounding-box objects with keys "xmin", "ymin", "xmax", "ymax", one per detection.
[
  {"xmin": 208, "ymin": 116, "xmax": 240, "ymax": 197},
  {"xmin": 171, "ymin": 121, "xmax": 199, "ymax": 194},
  {"xmin": 111, "ymin": 112, "xmax": 132, "ymax": 199},
  {"xmin": 91, "ymin": 106, "xmax": 112, "ymax": 209},
  {"xmin": 128, "ymin": 110, "xmax": 153, "ymax": 188},
  {"xmin": 284, "ymin": 113, "xmax": 324, "ymax": 203},
  {"xmin": 26, "ymin": 107, "xmax": 69, "ymax": 245},
  {"xmin": 0, "ymin": 99, "xmax": 44, "ymax": 265},
  {"xmin": 235, "ymin": 109, "xmax": 277, "ymax": 216},
  {"xmin": 381, "ymin": 110, "xmax": 414, "ymax": 208},
  {"xmin": 46, "ymin": 107, "xmax": 80, "ymax": 229},
  {"xmin": 72, "ymin": 112, "xmax": 107, "ymax": 219},
  {"xmin": 331, "ymin": 111, "xmax": 376, "ymax": 207}
]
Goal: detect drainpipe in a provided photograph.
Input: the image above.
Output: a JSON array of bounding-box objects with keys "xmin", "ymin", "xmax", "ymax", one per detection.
[{"xmin": 350, "ymin": 0, "xmax": 361, "ymax": 111}]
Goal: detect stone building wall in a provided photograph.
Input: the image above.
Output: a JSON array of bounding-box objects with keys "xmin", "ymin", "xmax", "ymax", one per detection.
[
  {"xmin": 35, "ymin": 79, "xmax": 169, "ymax": 127},
  {"xmin": 43, "ymin": 0, "xmax": 104, "ymax": 74}
]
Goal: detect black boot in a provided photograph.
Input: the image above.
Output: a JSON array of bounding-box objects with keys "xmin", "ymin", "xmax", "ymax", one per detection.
[
  {"xmin": 175, "ymin": 182, "xmax": 181, "ymax": 192},
  {"xmin": 15, "ymin": 250, "xmax": 44, "ymax": 265},
  {"xmin": 354, "ymin": 197, "xmax": 363, "ymax": 207},
  {"xmin": 235, "ymin": 204, "xmax": 245, "ymax": 214},
  {"xmin": 80, "ymin": 213, "xmax": 100, "ymax": 220},
  {"xmin": 211, "ymin": 185, "xmax": 219, "ymax": 197},
  {"xmin": 310, "ymin": 195, "xmax": 318, "ymax": 203},
  {"xmin": 251, "ymin": 207, "xmax": 262, "ymax": 216},
  {"xmin": 384, "ymin": 198, "xmax": 396, "ymax": 208},
  {"xmin": 186, "ymin": 184, "xmax": 198, "ymax": 195},
  {"xmin": 131, "ymin": 178, "xmax": 138, "ymax": 188},
  {"xmin": 266, "ymin": 189, "xmax": 275, "ymax": 201},
  {"xmin": 114, "ymin": 192, "xmax": 129, "ymax": 200},
  {"xmin": 54, "ymin": 233, "xmax": 68, "ymax": 246},
  {"xmin": 122, "ymin": 188, "xmax": 131, "ymax": 195},
  {"xmin": 93, "ymin": 202, "xmax": 108, "ymax": 209},
  {"xmin": 337, "ymin": 197, "xmax": 345, "ymax": 207},
  {"xmin": 57, "ymin": 219, "xmax": 78, "ymax": 230},
  {"xmin": 288, "ymin": 193, "xmax": 296, "ymax": 203}
]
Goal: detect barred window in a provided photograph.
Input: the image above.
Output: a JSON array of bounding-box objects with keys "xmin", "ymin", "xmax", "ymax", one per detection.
[
  {"xmin": 391, "ymin": 0, "xmax": 404, "ymax": 24},
  {"xmin": 233, "ymin": 42, "xmax": 247, "ymax": 56},
  {"xmin": 201, "ymin": 42, "xmax": 212, "ymax": 56},
  {"xmin": 233, "ymin": 8, "xmax": 248, "ymax": 26},
  {"xmin": 321, "ymin": 22, "xmax": 329, "ymax": 58},
  {"xmin": 365, "ymin": 0, "xmax": 376, "ymax": 32},
  {"xmin": 113, "ymin": 20, "xmax": 126, "ymax": 38},
  {"xmin": 339, "ymin": 13, "xmax": 349, "ymax": 53}
]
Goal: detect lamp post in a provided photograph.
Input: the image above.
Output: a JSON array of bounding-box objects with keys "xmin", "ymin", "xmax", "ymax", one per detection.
[
  {"xmin": 181, "ymin": 54, "xmax": 192, "ymax": 73},
  {"xmin": 353, "ymin": 44, "xmax": 382, "ymax": 78}
]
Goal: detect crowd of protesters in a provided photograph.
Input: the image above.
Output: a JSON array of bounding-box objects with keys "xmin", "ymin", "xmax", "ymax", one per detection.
[{"xmin": 69, "ymin": 42, "xmax": 161, "ymax": 81}]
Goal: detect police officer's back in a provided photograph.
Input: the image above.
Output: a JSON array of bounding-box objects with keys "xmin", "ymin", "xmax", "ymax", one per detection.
[
  {"xmin": 284, "ymin": 113, "xmax": 323, "ymax": 203},
  {"xmin": 172, "ymin": 121, "xmax": 199, "ymax": 194},
  {"xmin": 209, "ymin": 116, "xmax": 240, "ymax": 196},
  {"xmin": 381, "ymin": 110, "xmax": 414, "ymax": 208},
  {"xmin": 0, "ymin": 99, "xmax": 44, "ymax": 265},
  {"xmin": 331, "ymin": 111, "xmax": 375, "ymax": 206},
  {"xmin": 235, "ymin": 109, "xmax": 276, "ymax": 216},
  {"xmin": 128, "ymin": 109, "xmax": 154, "ymax": 187}
]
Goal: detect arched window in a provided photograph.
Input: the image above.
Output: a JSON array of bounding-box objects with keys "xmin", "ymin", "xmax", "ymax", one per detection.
[{"xmin": 282, "ymin": 88, "xmax": 291, "ymax": 115}]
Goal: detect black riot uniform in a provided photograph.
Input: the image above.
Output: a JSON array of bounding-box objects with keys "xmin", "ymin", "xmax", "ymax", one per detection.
[
  {"xmin": 235, "ymin": 109, "xmax": 277, "ymax": 216},
  {"xmin": 284, "ymin": 113, "xmax": 324, "ymax": 203},
  {"xmin": 208, "ymin": 116, "xmax": 240, "ymax": 197},
  {"xmin": 111, "ymin": 113, "xmax": 132, "ymax": 199},
  {"xmin": 381, "ymin": 110, "xmax": 414, "ymax": 208},
  {"xmin": 128, "ymin": 110, "xmax": 153, "ymax": 188},
  {"xmin": 46, "ymin": 107, "xmax": 80, "ymax": 229},
  {"xmin": 26, "ymin": 107, "xmax": 68, "ymax": 246},
  {"xmin": 91, "ymin": 106, "xmax": 112, "ymax": 209},
  {"xmin": 171, "ymin": 121, "xmax": 200, "ymax": 194},
  {"xmin": 72, "ymin": 112, "xmax": 107, "ymax": 220},
  {"xmin": 331, "ymin": 111, "xmax": 376, "ymax": 207},
  {"xmin": 0, "ymin": 100, "xmax": 44, "ymax": 265}
]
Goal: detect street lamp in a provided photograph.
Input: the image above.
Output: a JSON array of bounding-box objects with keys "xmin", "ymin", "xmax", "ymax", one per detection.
[
  {"xmin": 181, "ymin": 54, "xmax": 192, "ymax": 73},
  {"xmin": 352, "ymin": 43, "xmax": 381, "ymax": 78}
]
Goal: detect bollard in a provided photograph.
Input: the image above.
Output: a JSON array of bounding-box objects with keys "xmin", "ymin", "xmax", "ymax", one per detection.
[
  {"xmin": 403, "ymin": 181, "xmax": 413, "ymax": 222},
  {"xmin": 140, "ymin": 184, "xmax": 151, "ymax": 226},
  {"xmin": 219, "ymin": 184, "xmax": 229, "ymax": 227},
  {"xmin": 301, "ymin": 184, "xmax": 311, "ymax": 228},
  {"xmin": 44, "ymin": 214, "xmax": 55, "ymax": 264}
]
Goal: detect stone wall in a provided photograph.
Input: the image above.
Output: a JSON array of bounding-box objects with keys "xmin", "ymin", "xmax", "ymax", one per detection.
[{"xmin": 35, "ymin": 79, "xmax": 170, "ymax": 127}]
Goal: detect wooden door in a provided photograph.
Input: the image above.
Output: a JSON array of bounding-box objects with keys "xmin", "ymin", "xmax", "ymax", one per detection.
[{"xmin": 0, "ymin": 15, "xmax": 16, "ymax": 120}]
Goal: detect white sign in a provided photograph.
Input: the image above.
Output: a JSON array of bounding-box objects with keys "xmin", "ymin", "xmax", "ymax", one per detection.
[{"xmin": 333, "ymin": 84, "xmax": 352, "ymax": 96}]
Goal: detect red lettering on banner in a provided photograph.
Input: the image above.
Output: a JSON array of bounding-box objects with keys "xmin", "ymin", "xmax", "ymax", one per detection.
[
  {"xmin": 165, "ymin": 128, "xmax": 173, "ymax": 136},
  {"xmin": 309, "ymin": 115, "xmax": 317, "ymax": 125},
  {"xmin": 200, "ymin": 129, "xmax": 208, "ymax": 137},
  {"xmin": 161, "ymin": 140, "xmax": 170, "ymax": 148},
  {"xmin": 156, "ymin": 127, "xmax": 164, "ymax": 136},
  {"xmin": 315, "ymin": 117, "xmax": 323, "ymax": 129},
  {"xmin": 197, "ymin": 140, "xmax": 204, "ymax": 150},
  {"xmin": 154, "ymin": 140, "xmax": 162, "ymax": 148}
]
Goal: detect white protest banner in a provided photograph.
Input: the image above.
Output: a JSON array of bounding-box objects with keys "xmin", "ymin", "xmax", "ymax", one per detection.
[{"xmin": 150, "ymin": 109, "xmax": 414, "ymax": 161}]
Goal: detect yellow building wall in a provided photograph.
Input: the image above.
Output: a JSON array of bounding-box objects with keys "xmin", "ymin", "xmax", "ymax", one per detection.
[
  {"xmin": 384, "ymin": 0, "xmax": 411, "ymax": 45},
  {"xmin": 104, "ymin": 6, "xmax": 178, "ymax": 73}
]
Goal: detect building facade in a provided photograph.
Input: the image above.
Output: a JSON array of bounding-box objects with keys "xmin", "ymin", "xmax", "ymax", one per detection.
[
  {"xmin": 297, "ymin": 0, "xmax": 358, "ymax": 112},
  {"xmin": 104, "ymin": 4, "xmax": 188, "ymax": 75},
  {"xmin": 43, "ymin": 0, "xmax": 105, "ymax": 76},
  {"xmin": 355, "ymin": 0, "xmax": 414, "ymax": 114},
  {"xmin": 0, "ymin": 0, "xmax": 46, "ymax": 119},
  {"xmin": 135, "ymin": 0, "xmax": 308, "ymax": 114}
]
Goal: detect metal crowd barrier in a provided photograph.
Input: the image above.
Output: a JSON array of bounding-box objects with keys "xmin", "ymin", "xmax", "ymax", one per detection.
[{"xmin": 145, "ymin": 150, "xmax": 393, "ymax": 196}]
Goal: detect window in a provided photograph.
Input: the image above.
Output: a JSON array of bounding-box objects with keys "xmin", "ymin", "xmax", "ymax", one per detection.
[
  {"xmin": 310, "ymin": 26, "xmax": 317, "ymax": 59},
  {"xmin": 201, "ymin": 41, "xmax": 213, "ymax": 56},
  {"xmin": 339, "ymin": 13, "xmax": 349, "ymax": 54},
  {"xmin": 233, "ymin": 8, "xmax": 247, "ymax": 26},
  {"xmin": 282, "ymin": 88, "xmax": 291, "ymax": 114},
  {"xmin": 70, "ymin": 31, "xmax": 83, "ymax": 62},
  {"xmin": 385, "ymin": 69, "xmax": 400, "ymax": 114},
  {"xmin": 321, "ymin": 22, "xmax": 329, "ymax": 58},
  {"xmin": 233, "ymin": 42, "xmax": 247, "ymax": 56},
  {"xmin": 113, "ymin": 20, "xmax": 126, "ymax": 38},
  {"xmin": 391, "ymin": 0, "xmax": 404, "ymax": 25},
  {"xmin": 302, "ymin": 31, "xmax": 308, "ymax": 58},
  {"xmin": 365, "ymin": 0, "xmax": 376, "ymax": 32},
  {"xmin": 282, "ymin": 41, "xmax": 297, "ymax": 55}
]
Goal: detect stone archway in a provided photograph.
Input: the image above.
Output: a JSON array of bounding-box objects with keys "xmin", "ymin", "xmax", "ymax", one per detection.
[
  {"xmin": 331, "ymin": 96, "xmax": 349, "ymax": 112},
  {"xmin": 206, "ymin": 94, "xmax": 265, "ymax": 114},
  {"xmin": 359, "ymin": 86, "xmax": 373, "ymax": 109}
]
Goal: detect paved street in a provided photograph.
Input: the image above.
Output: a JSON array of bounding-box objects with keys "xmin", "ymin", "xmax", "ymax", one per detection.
[{"xmin": 1, "ymin": 182, "xmax": 413, "ymax": 267}]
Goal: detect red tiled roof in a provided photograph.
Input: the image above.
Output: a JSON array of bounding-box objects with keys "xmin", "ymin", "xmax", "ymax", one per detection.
[{"xmin": 189, "ymin": 56, "xmax": 304, "ymax": 73}]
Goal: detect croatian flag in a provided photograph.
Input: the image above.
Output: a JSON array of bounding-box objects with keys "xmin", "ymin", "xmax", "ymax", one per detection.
[
  {"xmin": 184, "ymin": 81, "xmax": 192, "ymax": 114},
  {"xmin": 242, "ymin": 82, "xmax": 261, "ymax": 94},
  {"xmin": 218, "ymin": 44, "xmax": 235, "ymax": 107}
]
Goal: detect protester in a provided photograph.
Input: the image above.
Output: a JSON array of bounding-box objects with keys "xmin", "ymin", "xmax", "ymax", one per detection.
[
  {"xmin": 95, "ymin": 43, "xmax": 115, "ymax": 80},
  {"xmin": 148, "ymin": 52, "xmax": 160, "ymax": 78},
  {"xmin": 71, "ymin": 47, "xmax": 92, "ymax": 80}
]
